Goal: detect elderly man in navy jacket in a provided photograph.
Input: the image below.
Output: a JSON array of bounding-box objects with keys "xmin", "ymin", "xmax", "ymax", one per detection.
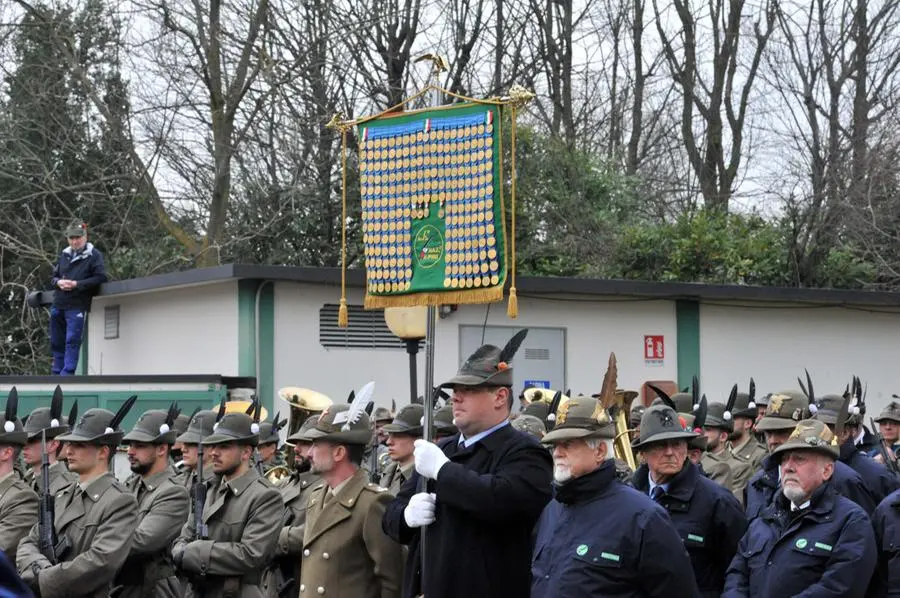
[
  {"xmin": 49, "ymin": 221, "xmax": 107, "ymax": 375},
  {"xmin": 724, "ymin": 419, "xmax": 876, "ymax": 597},
  {"xmin": 382, "ymin": 330, "xmax": 553, "ymax": 598},
  {"xmin": 531, "ymin": 395, "xmax": 698, "ymax": 598}
]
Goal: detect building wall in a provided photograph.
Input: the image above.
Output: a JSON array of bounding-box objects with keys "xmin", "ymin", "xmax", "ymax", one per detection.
[
  {"xmin": 273, "ymin": 282, "xmax": 678, "ymax": 408},
  {"xmin": 699, "ymin": 303, "xmax": 900, "ymax": 415},
  {"xmin": 87, "ymin": 281, "xmax": 240, "ymax": 375}
]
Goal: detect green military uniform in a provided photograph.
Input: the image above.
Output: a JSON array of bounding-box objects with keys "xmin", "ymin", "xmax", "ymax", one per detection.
[
  {"xmin": 174, "ymin": 410, "xmax": 218, "ymax": 490},
  {"xmin": 22, "ymin": 399, "xmax": 77, "ymax": 495},
  {"xmin": 257, "ymin": 417, "xmax": 288, "ymax": 476},
  {"xmin": 172, "ymin": 412, "xmax": 283, "ymax": 598},
  {"xmin": 298, "ymin": 403, "xmax": 404, "ymax": 598},
  {"xmin": 363, "ymin": 407, "xmax": 393, "ymax": 483},
  {"xmin": 729, "ymin": 392, "xmax": 768, "ymax": 470},
  {"xmin": 0, "ymin": 389, "xmax": 39, "ymax": 558},
  {"xmin": 379, "ymin": 404, "xmax": 423, "ymax": 494},
  {"xmin": 681, "ymin": 410, "xmax": 734, "ymax": 491},
  {"xmin": 117, "ymin": 408, "xmax": 191, "ymax": 598},
  {"xmin": 17, "ymin": 400, "xmax": 140, "ymax": 598},
  {"xmin": 268, "ymin": 415, "xmax": 321, "ymax": 598},
  {"xmin": 703, "ymin": 402, "xmax": 753, "ymax": 504}
]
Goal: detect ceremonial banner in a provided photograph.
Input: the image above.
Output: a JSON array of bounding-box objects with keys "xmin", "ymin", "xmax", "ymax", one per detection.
[{"xmin": 357, "ymin": 103, "xmax": 506, "ymax": 309}]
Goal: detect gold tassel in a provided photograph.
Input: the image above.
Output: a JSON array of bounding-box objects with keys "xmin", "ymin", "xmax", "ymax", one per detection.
[
  {"xmin": 507, "ymin": 105, "xmax": 519, "ymax": 319},
  {"xmin": 338, "ymin": 128, "xmax": 349, "ymax": 327},
  {"xmin": 338, "ymin": 297, "xmax": 349, "ymax": 327}
]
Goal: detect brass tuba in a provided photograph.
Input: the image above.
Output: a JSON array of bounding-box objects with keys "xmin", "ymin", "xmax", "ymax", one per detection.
[
  {"xmin": 265, "ymin": 464, "xmax": 292, "ymax": 485},
  {"xmin": 597, "ymin": 353, "xmax": 638, "ymax": 471}
]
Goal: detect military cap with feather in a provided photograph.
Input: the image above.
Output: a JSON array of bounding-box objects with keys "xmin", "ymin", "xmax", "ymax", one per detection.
[
  {"xmin": 770, "ymin": 419, "xmax": 840, "ymax": 460},
  {"xmin": 171, "ymin": 408, "xmax": 195, "ymax": 438},
  {"xmin": 633, "ymin": 384, "xmax": 699, "ymax": 449},
  {"xmin": 302, "ymin": 382, "xmax": 375, "ymax": 446},
  {"xmin": 382, "ymin": 404, "xmax": 424, "ymax": 436},
  {"xmin": 541, "ymin": 396, "xmax": 615, "ymax": 443},
  {"xmin": 372, "ymin": 406, "xmax": 394, "ymax": 423},
  {"xmin": 257, "ymin": 412, "xmax": 287, "ymax": 445},
  {"xmin": 755, "ymin": 390, "xmax": 810, "ymax": 431},
  {"xmin": 23, "ymin": 385, "xmax": 70, "ymax": 440},
  {"xmin": 811, "ymin": 395, "xmax": 851, "ymax": 426},
  {"xmin": 123, "ymin": 403, "xmax": 181, "ymax": 444},
  {"xmin": 176, "ymin": 409, "xmax": 217, "ymax": 444},
  {"xmin": 844, "ymin": 376, "xmax": 866, "ymax": 425},
  {"xmin": 57, "ymin": 395, "xmax": 138, "ymax": 445},
  {"xmin": 440, "ymin": 329, "xmax": 528, "ymax": 388},
  {"xmin": 433, "ymin": 404, "xmax": 458, "ymax": 436},
  {"xmin": 286, "ymin": 414, "xmax": 321, "ymax": 445},
  {"xmin": 0, "ymin": 388, "xmax": 27, "ymax": 446},
  {"xmin": 703, "ymin": 402, "xmax": 734, "ymax": 432},
  {"xmin": 202, "ymin": 397, "xmax": 262, "ymax": 446},
  {"xmin": 511, "ymin": 414, "xmax": 547, "ymax": 440}
]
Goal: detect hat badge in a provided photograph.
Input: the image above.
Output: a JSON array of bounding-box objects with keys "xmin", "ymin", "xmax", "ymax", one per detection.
[{"xmin": 555, "ymin": 401, "xmax": 572, "ymax": 426}]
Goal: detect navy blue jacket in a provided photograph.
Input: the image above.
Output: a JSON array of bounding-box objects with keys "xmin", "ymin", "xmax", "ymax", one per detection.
[
  {"xmin": 50, "ymin": 243, "xmax": 107, "ymax": 311},
  {"xmin": 531, "ymin": 460, "xmax": 699, "ymax": 598},
  {"xmin": 870, "ymin": 488, "xmax": 900, "ymax": 597},
  {"xmin": 633, "ymin": 461, "xmax": 746, "ymax": 598},
  {"xmin": 382, "ymin": 424, "xmax": 552, "ymax": 598},
  {"xmin": 840, "ymin": 439, "xmax": 899, "ymax": 506},
  {"xmin": 724, "ymin": 482, "xmax": 876, "ymax": 598},
  {"xmin": 746, "ymin": 455, "xmax": 877, "ymax": 520}
]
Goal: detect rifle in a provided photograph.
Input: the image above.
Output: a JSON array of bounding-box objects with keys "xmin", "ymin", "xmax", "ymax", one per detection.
[
  {"xmin": 871, "ymin": 417, "xmax": 900, "ymax": 475},
  {"xmin": 38, "ymin": 429, "xmax": 70, "ymax": 563},
  {"xmin": 190, "ymin": 440, "xmax": 209, "ymax": 597}
]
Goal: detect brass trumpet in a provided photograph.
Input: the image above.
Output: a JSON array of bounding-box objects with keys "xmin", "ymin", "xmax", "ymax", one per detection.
[{"xmin": 597, "ymin": 353, "xmax": 638, "ymax": 471}]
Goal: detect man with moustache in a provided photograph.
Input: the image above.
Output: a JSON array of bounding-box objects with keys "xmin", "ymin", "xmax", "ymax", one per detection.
[
  {"xmin": 382, "ymin": 330, "xmax": 554, "ymax": 598},
  {"xmin": 298, "ymin": 402, "xmax": 404, "ymax": 597},
  {"xmin": 266, "ymin": 415, "xmax": 321, "ymax": 598},
  {"xmin": 747, "ymin": 390, "xmax": 876, "ymax": 520},
  {"xmin": 116, "ymin": 407, "xmax": 190, "ymax": 598},
  {"xmin": 723, "ymin": 419, "xmax": 876, "ymax": 597},
  {"xmin": 728, "ymin": 390, "xmax": 768, "ymax": 471},
  {"xmin": 21, "ymin": 388, "xmax": 77, "ymax": 495},
  {"xmin": 17, "ymin": 399, "xmax": 139, "ymax": 598},
  {"xmin": 633, "ymin": 400, "xmax": 747, "ymax": 598},
  {"xmin": 380, "ymin": 404, "xmax": 424, "ymax": 494},
  {"xmin": 531, "ymin": 395, "xmax": 699, "ymax": 597},
  {"xmin": 172, "ymin": 410, "xmax": 282, "ymax": 598},
  {"xmin": 0, "ymin": 390, "xmax": 38, "ymax": 559},
  {"xmin": 702, "ymin": 402, "xmax": 753, "ymax": 504}
]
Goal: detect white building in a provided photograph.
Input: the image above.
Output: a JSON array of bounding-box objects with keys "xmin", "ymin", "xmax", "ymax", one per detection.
[{"xmin": 80, "ymin": 264, "xmax": 900, "ymax": 418}]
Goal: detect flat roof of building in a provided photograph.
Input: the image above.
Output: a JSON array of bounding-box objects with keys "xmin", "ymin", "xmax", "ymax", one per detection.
[{"xmin": 92, "ymin": 263, "xmax": 900, "ymax": 308}]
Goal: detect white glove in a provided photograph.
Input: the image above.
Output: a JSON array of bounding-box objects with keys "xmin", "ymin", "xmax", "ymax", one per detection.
[
  {"xmin": 414, "ymin": 439, "xmax": 450, "ymax": 480},
  {"xmin": 404, "ymin": 492, "xmax": 437, "ymax": 528}
]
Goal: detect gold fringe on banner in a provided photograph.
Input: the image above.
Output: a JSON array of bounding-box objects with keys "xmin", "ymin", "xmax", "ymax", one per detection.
[{"xmin": 364, "ymin": 286, "xmax": 504, "ymax": 309}]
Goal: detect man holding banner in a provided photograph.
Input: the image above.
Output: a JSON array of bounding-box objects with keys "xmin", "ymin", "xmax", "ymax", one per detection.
[{"xmin": 382, "ymin": 330, "xmax": 553, "ymax": 598}]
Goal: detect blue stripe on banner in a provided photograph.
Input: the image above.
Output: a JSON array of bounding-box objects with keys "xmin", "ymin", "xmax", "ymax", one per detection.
[
  {"xmin": 366, "ymin": 120, "xmax": 426, "ymax": 138},
  {"xmin": 431, "ymin": 112, "xmax": 491, "ymax": 129}
]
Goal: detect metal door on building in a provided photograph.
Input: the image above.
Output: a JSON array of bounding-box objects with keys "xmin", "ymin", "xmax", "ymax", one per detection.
[{"xmin": 458, "ymin": 325, "xmax": 566, "ymax": 395}]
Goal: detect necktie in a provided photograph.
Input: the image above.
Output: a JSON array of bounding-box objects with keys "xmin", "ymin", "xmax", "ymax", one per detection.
[{"xmin": 651, "ymin": 486, "xmax": 665, "ymax": 502}]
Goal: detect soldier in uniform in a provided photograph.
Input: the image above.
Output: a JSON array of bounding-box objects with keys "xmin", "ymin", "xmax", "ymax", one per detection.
[
  {"xmin": 363, "ymin": 407, "xmax": 392, "ymax": 483},
  {"xmin": 510, "ymin": 413, "xmax": 546, "ymax": 441},
  {"xmin": 728, "ymin": 390, "xmax": 768, "ymax": 471},
  {"xmin": 21, "ymin": 389, "xmax": 77, "ymax": 494},
  {"xmin": 632, "ymin": 401, "xmax": 747, "ymax": 598},
  {"xmin": 257, "ymin": 418, "xmax": 287, "ymax": 473},
  {"xmin": 747, "ymin": 390, "xmax": 876, "ymax": 519},
  {"xmin": 531, "ymin": 395, "xmax": 699, "ymax": 597},
  {"xmin": 812, "ymin": 394, "xmax": 899, "ymax": 505},
  {"xmin": 380, "ymin": 404, "xmax": 423, "ymax": 494},
  {"xmin": 703, "ymin": 402, "xmax": 753, "ymax": 504},
  {"xmin": 173, "ymin": 410, "xmax": 217, "ymax": 490},
  {"xmin": 298, "ymin": 402, "xmax": 404, "ymax": 597},
  {"xmin": 269, "ymin": 415, "xmax": 321, "ymax": 598},
  {"xmin": 432, "ymin": 404, "xmax": 457, "ymax": 441},
  {"xmin": 17, "ymin": 399, "xmax": 139, "ymax": 597},
  {"xmin": 116, "ymin": 407, "xmax": 190, "ymax": 598},
  {"xmin": 630, "ymin": 403, "xmax": 645, "ymax": 442},
  {"xmin": 0, "ymin": 390, "xmax": 39, "ymax": 558},
  {"xmin": 872, "ymin": 401, "xmax": 900, "ymax": 464},
  {"xmin": 681, "ymin": 410, "xmax": 733, "ymax": 490},
  {"xmin": 170, "ymin": 410, "xmax": 193, "ymax": 469},
  {"xmin": 383, "ymin": 330, "xmax": 553, "ymax": 598},
  {"xmin": 724, "ymin": 419, "xmax": 877, "ymax": 597},
  {"xmin": 171, "ymin": 411, "xmax": 283, "ymax": 597}
]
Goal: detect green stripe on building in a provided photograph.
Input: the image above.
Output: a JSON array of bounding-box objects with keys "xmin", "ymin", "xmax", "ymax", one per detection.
[
  {"xmin": 676, "ymin": 300, "xmax": 700, "ymax": 389},
  {"xmin": 237, "ymin": 280, "xmax": 275, "ymax": 416}
]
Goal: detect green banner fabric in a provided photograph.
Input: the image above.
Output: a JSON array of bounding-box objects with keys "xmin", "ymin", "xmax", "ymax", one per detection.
[{"xmin": 358, "ymin": 102, "xmax": 506, "ymax": 308}]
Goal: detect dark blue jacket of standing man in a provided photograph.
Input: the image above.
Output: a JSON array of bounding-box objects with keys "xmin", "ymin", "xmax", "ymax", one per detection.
[
  {"xmin": 49, "ymin": 221, "xmax": 106, "ymax": 375},
  {"xmin": 532, "ymin": 459, "xmax": 699, "ymax": 598},
  {"xmin": 870, "ymin": 488, "xmax": 900, "ymax": 597}
]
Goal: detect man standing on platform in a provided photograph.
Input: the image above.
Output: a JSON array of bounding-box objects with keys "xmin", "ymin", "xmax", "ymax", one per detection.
[{"xmin": 48, "ymin": 220, "xmax": 107, "ymax": 376}]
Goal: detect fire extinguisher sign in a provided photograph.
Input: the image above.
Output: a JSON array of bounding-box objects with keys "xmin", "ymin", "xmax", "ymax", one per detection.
[{"xmin": 644, "ymin": 335, "xmax": 664, "ymax": 367}]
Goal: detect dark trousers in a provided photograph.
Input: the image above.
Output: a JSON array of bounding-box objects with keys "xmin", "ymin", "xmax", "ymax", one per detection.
[{"xmin": 50, "ymin": 307, "xmax": 84, "ymax": 375}]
